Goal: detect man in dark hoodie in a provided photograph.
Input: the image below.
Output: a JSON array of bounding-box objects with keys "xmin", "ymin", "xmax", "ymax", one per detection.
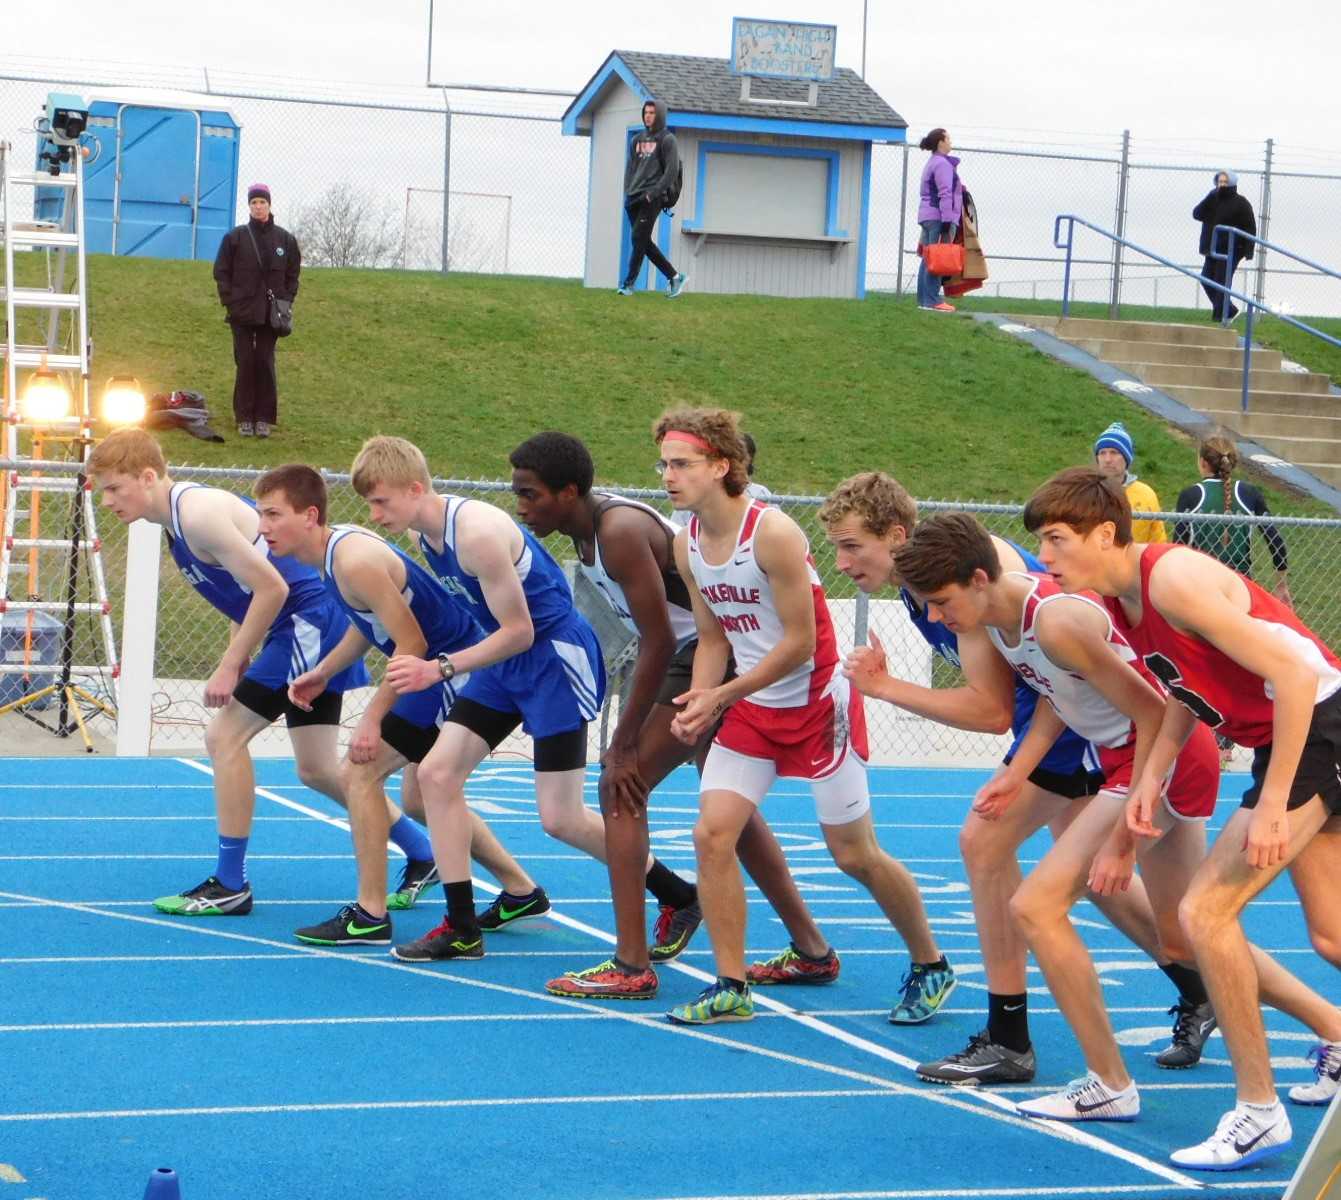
[
  {"xmin": 1192, "ymin": 171, "xmax": 1256, "ymax": 322},
  {"xmin": 619, "ymin": 99, "xmax": 687, "ymax": 298},
  {"xmin": 213, "ymin": 183, "xmax": 301, "ymax": 438}
]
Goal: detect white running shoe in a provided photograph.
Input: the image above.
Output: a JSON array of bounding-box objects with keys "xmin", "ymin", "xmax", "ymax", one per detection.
[
  {"xmin": 1016, "ymin": 1072, "xmax": 1139, "ymax": 1121},
  {"xmin": 1288, "ymin": 1041, "xmax": 1341, "ymax": 1106},
  {"xmin": 1170, "ymin": 1102, "xmax": 1292, "ymax": 1171}
]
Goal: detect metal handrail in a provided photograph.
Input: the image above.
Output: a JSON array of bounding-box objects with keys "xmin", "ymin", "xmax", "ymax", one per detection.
[
  {"xmin": 1054, "ymin": 213, "xmax": 1341, "ymax": 413},
  {"xmin": 1210, "ymin": 225, "xmax": 1341, "ymax": 332}
]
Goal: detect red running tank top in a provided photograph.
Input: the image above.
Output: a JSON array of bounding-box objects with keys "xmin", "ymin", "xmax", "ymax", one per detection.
[{"xmin": 1103, "ymin": 544, "xmax": 1341, "ymax": 747}]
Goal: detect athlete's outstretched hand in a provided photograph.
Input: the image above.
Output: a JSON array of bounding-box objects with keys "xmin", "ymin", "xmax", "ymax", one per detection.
[
  {"xmin": 204, "ymin": 659, "xmax": 247, "ymax": 709},
  {"xmin": 600, "ymin": 745, "xmax": 649, "ymax": 819},
  {"xmin": 671, "ymin": 688, "xmax": 726, "ymax": 745},
  {"xmin": 843, "ymin": 631, "xmax": 891, "ymax": 699},
  {"xmin": 1243, "ymin": 804, "xmax": 1289, "ymax": 870},
  {"xmin": 387, "ymin": 655, "xmax": 440, "ymax": 695},
  {"xmin": 1124, "ymin": 775, "xmax": 1163, "ymax": 841},
  {"xmin": 972, "ymin": 766, "xmax": 1023, "ymax": 821},
  {"xmin": 288, "ymin": 667, "xmax": 330, "ymax": 713}
]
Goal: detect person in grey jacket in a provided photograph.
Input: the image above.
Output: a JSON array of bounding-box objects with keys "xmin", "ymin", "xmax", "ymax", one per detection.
[
  {"xmin": 212, "ymin": 183, "xmax": 300, "ymax": 438},
  {"xmin": 618, "ymin": 99, "xmax": 687, "ymax": 298}
]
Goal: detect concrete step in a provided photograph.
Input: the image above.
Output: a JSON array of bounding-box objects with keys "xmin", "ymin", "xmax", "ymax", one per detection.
[
  {"xmin": 1053, "ymin": 318, "xmax": 1241, "ymax": 348},
  {"xmin": 1296, "ymin": 462, "xmax": 1341, "ymax": 486},
  {"xmin": 1067, "ymin": 337, "xmax": 1285, "ymax": 371},
  {"xmin": 1226, "ymin": 432, "xmax": 1341, "ymax": 466},
  {"xmin": 1193, "ymin": 408, "xmax": 1341, "ymax": 441},
  {"xmin": 1162, "ymin": 384, "xmax": 1341, "ymax": 419},
  {"xmin": 1131, "ymin": 361, "xmax": 1331, "ymax": 395}
]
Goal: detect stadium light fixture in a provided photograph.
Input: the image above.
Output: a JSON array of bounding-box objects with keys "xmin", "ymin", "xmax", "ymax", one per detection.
[
  {"xmin": 102, "ymin": 375, "xmax": 146, "ymax": 426},
  {"xmin": 20, "ymin": 362, "xmax": 72, "ymax": 423}
]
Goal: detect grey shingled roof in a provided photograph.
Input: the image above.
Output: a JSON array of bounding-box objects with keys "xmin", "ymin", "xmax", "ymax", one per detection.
[{"xmin": 614, "ymin": 50, "xmax": 905, "ymax": 130}]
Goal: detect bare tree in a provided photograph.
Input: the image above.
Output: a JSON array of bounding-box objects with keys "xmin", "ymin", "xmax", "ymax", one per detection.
[{"xmin": 290, "ymin": 183, "xmax": 401, "ymax": 268}]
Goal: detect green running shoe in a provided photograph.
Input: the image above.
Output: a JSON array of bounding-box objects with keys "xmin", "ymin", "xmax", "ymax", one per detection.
[
  {"xmin": 477, "ymin": 887, "xmax": 550, "ymax": 930},
  {"xmin": 153, "ymin": 875, "xmax": 252, "ymax": 916},
  {"xmin": 889, "ymin": 959, "xmax": 956, "ymax": 1025},
  {"xmin": 387, "ymin": 858, "xmax": 440, "ymax": 911},
  {"xmin": 667, "ymin": 979, "xmax": 754, "ymax": 1025},
  {"xmin": 295, "ymin": 903, "xmax": 391, "ymax": 946}
]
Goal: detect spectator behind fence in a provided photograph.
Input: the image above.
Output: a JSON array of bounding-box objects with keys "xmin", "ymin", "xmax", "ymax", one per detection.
[
  {"xmin": 212, "ymin": 183, "xmax": 301, "ymax": 439},
  {"xmin": 1092, "ymin": 421, "xmax": 1167, "ymax": 543},
  {"xmin": 1174, "ymin": 434, "xmax": 1290, "ymax": 605},
  {"xmin": 1192, "ymin": 170, "xmax": 1256, "ymax": 322},
  {"xmin": 618, "ymin": 99, "xmax": 687, "ymax": 299},
  {"xmin": 916, "ymin": 127, "xmax": 963, "ymax": 313}
]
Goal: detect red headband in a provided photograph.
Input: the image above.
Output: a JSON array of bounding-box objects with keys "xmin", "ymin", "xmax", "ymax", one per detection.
[{"xmin": 659, "ymin": 430, "xmax": 715, "ymax": 453}]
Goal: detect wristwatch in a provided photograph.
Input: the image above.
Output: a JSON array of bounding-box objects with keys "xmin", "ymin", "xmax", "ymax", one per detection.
[{"xmin": 436, "ymin": 653, "xmax": 457, "ymax": 682}]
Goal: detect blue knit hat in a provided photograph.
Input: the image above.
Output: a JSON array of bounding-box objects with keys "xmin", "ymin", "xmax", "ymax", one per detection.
[{"xmin": 1093, "ymin": 421, "xmax": 1134, "ymax": 468}]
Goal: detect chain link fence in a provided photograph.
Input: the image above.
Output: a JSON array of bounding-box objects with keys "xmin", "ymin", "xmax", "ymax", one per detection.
[
  {"xmin": 5, "ymin": 457, "xmax": 1341, "ymax": 767},
  {"xmin": 2, "ymin": 59, "xmax": 1338, "ymax": 314}
]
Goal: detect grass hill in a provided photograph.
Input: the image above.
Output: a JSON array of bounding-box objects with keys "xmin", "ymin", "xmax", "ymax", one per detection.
[{"xmin": 74, "ymin": 257, "xmax": 1333, "ymax": 515}]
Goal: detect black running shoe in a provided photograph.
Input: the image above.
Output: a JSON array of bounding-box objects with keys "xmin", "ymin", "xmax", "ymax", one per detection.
[
  {"xmin": 153, "ymin": 875, "xmax": 253, "ymax": 916},
  {"xmin": 916, "ymin": 1031, "xmax": 1037, "ymax": 1085},
  {"xmin": 392, "ymin": 917, "xmax": 484, "ymax": 962},
  {"xmin": 387, "ymin": 858, "xmax": 440, "ymax": 911},
  {"xmin": 477, "ymin": 887, "xmax": 550, "ymax": 931},
  {"xmin": 294, "ymin": 904, "xmax": 391, "ymax": 946},
  {"xmin": 649, "ymin": 900, "xmax": 702, "ymax": 963},
  {"xmin": 1156, "ymin": 999, "xmax": 1216, "ymax": 1069}
]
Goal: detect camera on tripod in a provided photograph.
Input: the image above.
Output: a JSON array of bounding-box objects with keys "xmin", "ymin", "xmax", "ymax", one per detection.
[{"xmin": 36, "ymin": 92, "xmax": 89, "ymax": 176}]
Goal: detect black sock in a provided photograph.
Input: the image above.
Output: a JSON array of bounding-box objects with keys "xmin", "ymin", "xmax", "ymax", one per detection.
[
  {"xmin": 719, "ymin": 976, "xmax": 748, "ymax": 993},
  {"xmin": 353, "ymin": 902, "xmax": 387, "ymax": 925},
  {"xmin": 794, "ymin": 942, "xmax": 834, "ymax": 963},
  {"xmin": 1160, "ymin": 962, "xmax": 1209, "ymax": 1007},
  {"xmin": 645, "ymin": 859, "xmax": 696, "ymax": 909},
  {"xmin": 987, "ymin": 992, "xmax": 1031, "ymax": 1052},
  {"xmin": 444, "ymin": 881, "xmax": 478, "ymax": 934},
  {"xmin": 917, "ymin": 955, "xmax": 949, "ymax": 972}
]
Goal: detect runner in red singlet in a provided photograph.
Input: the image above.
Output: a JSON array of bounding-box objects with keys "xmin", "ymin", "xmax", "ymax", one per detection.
[{"xmin": 1024, "ymin": 467, "xmax": 1341, "ymax": 1171}]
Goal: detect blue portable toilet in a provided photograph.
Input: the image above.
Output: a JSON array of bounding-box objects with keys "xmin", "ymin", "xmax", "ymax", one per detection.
[{"xmin": 38, "ymin": 90, "xmax": 240, "ymax": 261}]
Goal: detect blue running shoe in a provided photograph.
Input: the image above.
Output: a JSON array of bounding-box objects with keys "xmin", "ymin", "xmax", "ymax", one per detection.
[
  {"xmin": 667, "ymin": 272, "xmax": 688, "ymax": 299},
  {"xmin": 667, "ymin": 979, "xmax": 753, "ymax": 1025},
  {"xmin": 616, "ymin": 285, "xmax": 634, "ymax": 296},
  {"xmin": 889, "ymin": 959, "xmax": 956, "ymax": 1024}
]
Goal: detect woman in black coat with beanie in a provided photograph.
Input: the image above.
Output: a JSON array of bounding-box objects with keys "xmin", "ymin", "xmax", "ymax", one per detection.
[{"xmin": 1192, "ymin": 170, "xmax": 1255, "ymax": 322}]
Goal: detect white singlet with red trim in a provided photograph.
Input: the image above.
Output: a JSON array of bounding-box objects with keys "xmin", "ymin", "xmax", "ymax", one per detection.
[
  {"xmin": 687, "ymin": 500, "xmax": 840, "ymax": 709},
  {"xmin": 986, "ymin": 573, "xmax": 1142, "ymax": 750}
]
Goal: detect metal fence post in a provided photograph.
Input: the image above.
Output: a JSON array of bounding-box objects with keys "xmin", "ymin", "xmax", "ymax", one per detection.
[
  {"xmin": 1108, "ymin": 129, "xmax": 1130, "ymax": 319},
  {"xmin": 895, "ymin": 144, "xmax": 909, "ymax": 297},
  {"xmin": 853, "ymin": 590, "xmax": 869, "ymax": 647},
  {"xmin": 440, "ymin": 91, "xmax": 452, "ymax": 275},
  {"xmin": 1255, "ymin": 137, "xmax": 1273, "ymax": 308}
]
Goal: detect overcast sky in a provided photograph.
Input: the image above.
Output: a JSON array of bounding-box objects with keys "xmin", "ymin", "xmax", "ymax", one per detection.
[{"xmin": 6, "ymin": 0, "xmax": 1337, "ymax": 169}]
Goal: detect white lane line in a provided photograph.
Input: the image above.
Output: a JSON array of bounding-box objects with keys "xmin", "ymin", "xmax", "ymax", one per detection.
[
  {"xmin": 0, "ymin": 884, "xmax": 1199, "ymax": 1188},
  {"xmin": 645, "ymin": 1183, "xmax": 1286, "ymax": 1200},
  {"xmin": 0, "ymin": 1088, "xmax": 896, "ymax": 1123}
]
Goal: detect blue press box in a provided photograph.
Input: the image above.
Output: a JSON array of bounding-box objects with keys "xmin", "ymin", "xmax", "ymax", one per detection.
[{"xmin": 0, "ymin": 611, "xmax": 61, "ymax": 707}]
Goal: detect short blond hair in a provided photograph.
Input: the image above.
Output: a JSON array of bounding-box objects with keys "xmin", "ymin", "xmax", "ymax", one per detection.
[
  {"xmin": 350, "ymin": 435, "xmax": 432, "ymax": 497},
  {"xmin": 819, "ymin": 472, "xmax": 917, "ymax": 538},
  {"xmin": 87, "ymin": 428, "xmax": 167, "ymax": 478},
  {"xmin": 651, "ymin": 407, "xmax": 749, "ymax": 497}
]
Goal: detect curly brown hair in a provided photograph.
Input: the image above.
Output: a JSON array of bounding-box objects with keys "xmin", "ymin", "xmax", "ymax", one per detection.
[
  {"xmin": 651, "ymin": 407, "xmax": 749, "ymax": 497},
  {"xmin": 818, "ymin": 472, "xmax": 918, "ymax": 538}
]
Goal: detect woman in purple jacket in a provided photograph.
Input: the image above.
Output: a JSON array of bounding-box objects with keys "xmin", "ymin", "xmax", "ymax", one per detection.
[{"xmin": 917, "ymin": 128, "xmax": 964, "ymax": 311}]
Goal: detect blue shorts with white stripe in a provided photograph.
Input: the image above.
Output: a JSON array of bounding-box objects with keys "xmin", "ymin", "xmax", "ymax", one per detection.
[
  {"xmin": 456, "ymin": 610, "xmax": 606, "ymax": 739},
  {"xmin": 243, "ymin": 600, "xmax": 370, "ymax": 695}
]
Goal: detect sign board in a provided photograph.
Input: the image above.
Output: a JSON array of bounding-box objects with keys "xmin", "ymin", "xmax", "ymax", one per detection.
[{"xmin": 731, "ymin": 18, "xmax": 837, "ymax": 82}]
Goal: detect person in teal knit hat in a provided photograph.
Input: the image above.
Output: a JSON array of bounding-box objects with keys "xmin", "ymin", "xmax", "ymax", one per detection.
[{"xmin": 1093, "ymin": 421, "xmax": 1167, "ymax": 542}]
